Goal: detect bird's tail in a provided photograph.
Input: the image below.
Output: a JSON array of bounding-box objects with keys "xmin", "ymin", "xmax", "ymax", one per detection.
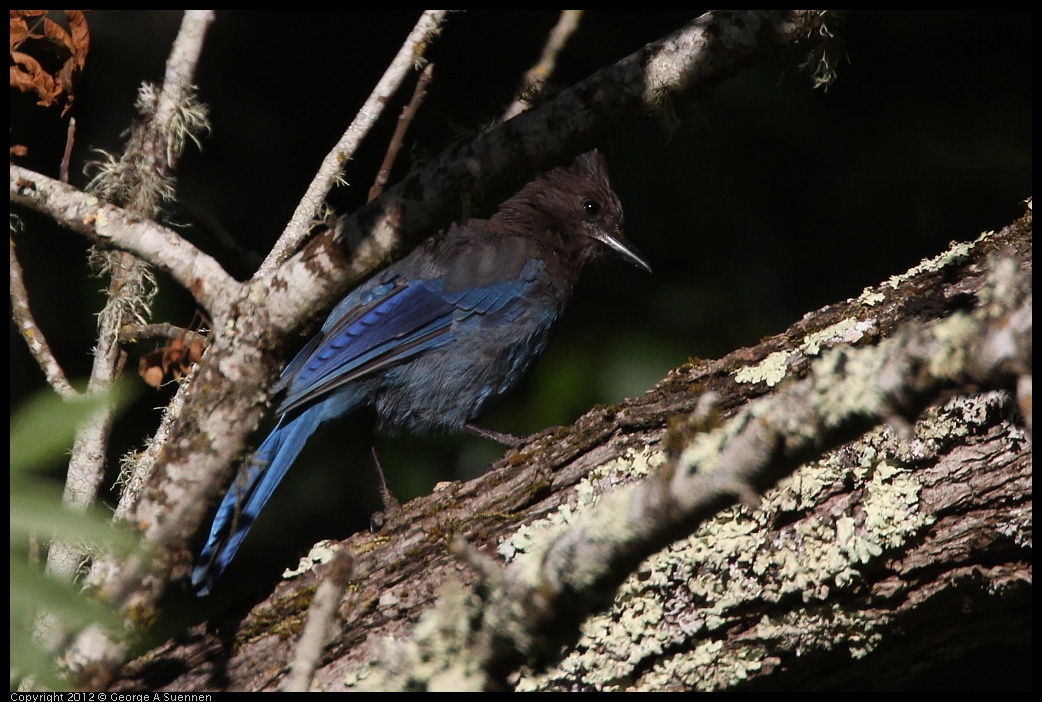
[{"xmin": 192, "ymin": 407, "xmax": 322, "ymax": 596}]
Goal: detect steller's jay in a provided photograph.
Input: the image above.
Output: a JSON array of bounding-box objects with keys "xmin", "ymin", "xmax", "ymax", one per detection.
[{"xmin": 192, "ymin": 150, "xmax": 650, "ymax": 595}]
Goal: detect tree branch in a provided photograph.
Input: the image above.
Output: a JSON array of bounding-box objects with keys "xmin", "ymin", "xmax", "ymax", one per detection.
[
  {"xmin": 10, "ymin": 166, "xmax": 238, "ymax": 313},
  {"xmin": 9, "ymin": 235, "xmax": 77, "ymax": 399},
  {"xmin": 108, "ymin": 206, "xmax": 1031, "ymax": 694},
  {"xmin": 258, "ymin": 9, "xmax": 450, "ymax": 275},
  {"xmin": 360, "ymin": 221, "xmax": 1033, "ymax": 691}
]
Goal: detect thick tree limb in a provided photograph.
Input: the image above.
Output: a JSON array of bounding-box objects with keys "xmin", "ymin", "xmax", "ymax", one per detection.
[{"xmin": 109, "ymin": 205, "xmax": 1031, "ymax": 692}]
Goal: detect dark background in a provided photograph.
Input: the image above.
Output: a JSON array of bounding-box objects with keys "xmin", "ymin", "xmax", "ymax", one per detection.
[{"xmin": 10, "ymin": 12, "xmax": 1031, "ymax": 687}]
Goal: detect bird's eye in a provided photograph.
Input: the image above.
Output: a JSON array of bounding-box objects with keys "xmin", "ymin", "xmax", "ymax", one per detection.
[{"xmin": 583, "ymin": 199, "xmax": 601, "ymax": 218}]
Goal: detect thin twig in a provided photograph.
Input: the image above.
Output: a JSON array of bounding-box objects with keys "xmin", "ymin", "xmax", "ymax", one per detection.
[
  {"xmin": 9, "ymin": 237, "xmax": 77, "ymax": 399},
  {"xmin": 60, "ymin": 117, "xmax": 76, "ymax": 184},
  {"xmin": 501, "ymin": 10, "xmax": 584, "ymax": 121},
  {"xmin": 117, "ymin": 322, "xmax": 209, "ymax": 347},
  {"xmin": 368, "ymin": 63, "xmax": 435, "ymax": 203},
  {"xmin": 279, "ymin": 550, "xmax": 355, "ymax": 692},
  {"xmin": 259, "ymin": 10, "xmax": 450, "ymax": 275}
]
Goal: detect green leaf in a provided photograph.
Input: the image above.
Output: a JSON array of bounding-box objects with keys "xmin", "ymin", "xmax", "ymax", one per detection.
[
  {"xmin": 9, "ymin": 383, "xmax": 140, "ymax": 689},
  {"xmin": 10, "ymin": 383, "xmax": 136, "ymax": 474}
]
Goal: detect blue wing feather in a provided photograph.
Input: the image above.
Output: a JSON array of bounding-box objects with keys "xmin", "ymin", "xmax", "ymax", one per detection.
[
  {"xmin": 193, "ymin": 265, "xmax": 539, "ymax": 594},
  {"xmin": 277, "ymin": 277, "xmax": 459, "ymax": 415}
]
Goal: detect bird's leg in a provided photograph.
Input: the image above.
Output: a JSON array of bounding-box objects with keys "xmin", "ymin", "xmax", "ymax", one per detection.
[
  {"xmin": 465, "ymin": 423, "xmax": 522, "ymax": 447},
  {"xmin": 368, "ymin": 445, "xmax": 401, "ymax": 532}
]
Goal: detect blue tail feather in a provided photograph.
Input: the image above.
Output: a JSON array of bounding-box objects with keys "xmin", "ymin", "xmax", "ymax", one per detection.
[{"xmin": 191, "ymin": 407, "xmax": 323, "ymax": 595}]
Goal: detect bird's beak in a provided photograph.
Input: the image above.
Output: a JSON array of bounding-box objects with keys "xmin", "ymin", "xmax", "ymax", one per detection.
[{"xmin": 595, "ymin": 230, "xmax": 652, "ymax": 273}]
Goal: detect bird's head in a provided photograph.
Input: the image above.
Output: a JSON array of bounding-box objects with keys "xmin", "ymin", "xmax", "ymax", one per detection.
[{"xmin": 500, "ymin": 150, "xmax": 651, "ymax": 273}]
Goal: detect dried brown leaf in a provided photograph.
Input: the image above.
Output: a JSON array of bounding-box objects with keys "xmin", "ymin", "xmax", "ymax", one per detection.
[
  {"xmin": 139, "ymin": 351, "xmax": 167, "ymax": 390},
  {"xmin": 188, "ymin": 337, "xmax": 204, "ymax": 365},
  {"xmin": 65, "ymin": 10, "xmax": 89, "ymax": 70},
  {"xmin": 10, "ymin": 50, "xmax": 61, "ymax": 107},
  {"xmin": 136, "ymin": 321, "xmax": 209, "ymax": 389},
  {"xmin": 164, "ymin": 338, "xmax": 185, "ymax": 369},
  {"xmin": 9, "ymin": 10, "xmax": 90, "ymax": 115},
  {"xmin": 10, "ymin": 13, "xmax": 30, "ymax": 50},
  {"xmin": 42, "ymin": 16, "xmax": 73, "ymax": 53}
]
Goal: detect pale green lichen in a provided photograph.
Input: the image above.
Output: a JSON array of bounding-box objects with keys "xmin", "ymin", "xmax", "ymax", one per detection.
[
  {"xmin": 734, "ymin": 350, "xmax": 792, "ymax": 387},
  {"xmin": 917, "ymin": 392, "xmax": 993, "ymax": 443},
  {"xmin": 995, "ymin": 507, "xmax": 1032, "ymax": 549},
  {"xmin": 354, "ymin": 579, "xmax": 490, "ymax": 692},
  {"xmin": 883, "ymin": 230, "xmax": 993, "ymax": 291},
  {"xmin": 515, "ymin": 423, "xmax": 936, "ymax": 691},
  {"xmin": 927, "ymin": 312, "xmax": 977, "ymax": 381},
  {"xmin": 342, "ymin": 662, "xmax": 371, "ymax": 688},
  {"xmin": 803, "ymin": 318, "xmax": 875, "ymax": 356},
  {"xmin": 734, "ymin": 314, "xmax": 877, "ymax": 388},
  {"xmin": 676, "ymin": 411, "xmax": 753, "ymax": 475},
  {"xmin": 629, "ymin": 538, "xmax": 895, "ymax": 690},
  {"xmin": 738, "ymin": 231, "xmax": 991, "ymax": 389},
  {"xmin": 813, "ymin": 345, "xmax": 890, "ymax": 428},
  {"xmin": 857, "ymin": 288, "xmax": 886, "ymax": 306},
  {"xmin": 282, "ymin": 539, "xmax": 338, "ymax": 580},
  {"xmin": 498, "ymin": 446, "xmax": 663, "ymax": 564}
]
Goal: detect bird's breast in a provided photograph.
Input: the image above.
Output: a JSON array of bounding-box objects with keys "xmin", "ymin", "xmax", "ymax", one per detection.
[{"xmin": 373, "ymin": 298, "xmax": 559, "ymax": 435}]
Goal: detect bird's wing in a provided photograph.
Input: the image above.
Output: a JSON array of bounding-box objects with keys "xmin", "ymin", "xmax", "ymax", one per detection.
[{"xmin": 274, "ymin": 266, "xmax": 539, "ymax": 416}]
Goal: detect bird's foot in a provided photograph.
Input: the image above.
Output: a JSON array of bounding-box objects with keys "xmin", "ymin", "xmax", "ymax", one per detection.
[
  {"xmin": 465, "ymin": 423, "xmax": 523, "ymax": 447},
  {"xmin": 369, "ymin": 446, "xmax": 401, "ymax": 532}
]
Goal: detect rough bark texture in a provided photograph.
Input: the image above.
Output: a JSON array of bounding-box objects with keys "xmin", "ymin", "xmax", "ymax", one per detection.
[{"xmin": 110, "ymin": 207, "xmax": 1031, "ymax": 691}]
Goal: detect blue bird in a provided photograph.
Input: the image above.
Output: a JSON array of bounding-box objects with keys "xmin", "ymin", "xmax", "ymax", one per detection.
[{"xmin": 192, "ymin": 150, "xmax": 650, "ymax": 595}]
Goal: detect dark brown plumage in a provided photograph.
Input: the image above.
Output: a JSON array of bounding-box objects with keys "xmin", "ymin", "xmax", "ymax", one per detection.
[{"xmin": 193, "ymin": 150, "xmax": 650, "ymax": 594}]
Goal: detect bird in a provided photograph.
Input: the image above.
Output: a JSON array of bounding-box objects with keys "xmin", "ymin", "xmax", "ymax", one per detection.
[{"xmin": 192, "ymin": 150, "xmax": 650, "ymax": 595}]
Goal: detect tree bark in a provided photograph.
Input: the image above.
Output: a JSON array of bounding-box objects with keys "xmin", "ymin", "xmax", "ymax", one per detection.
[{"xmin": 109, "ymin": 206, "xmax": 1031, "ymax": 691}]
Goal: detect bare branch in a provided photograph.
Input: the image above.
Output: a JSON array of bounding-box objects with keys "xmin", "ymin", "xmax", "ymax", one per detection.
[
  {"xmin": 368, "ymin": 62, "xmax": 435, "ymax": 203},
  {"xmin": 9, "ymin": 165, "xmax": 238, "ymax": 312},
  {"xmin": 501, "ymin": 10, "xmax": 584, "ymax": 121},
  {"xmin": 279, "ymin": 549, "xmax": 356, "ymax": 692},
  {"xmin": 9, "ymin": 235, "xmax": 77, "ymax": 399},
  {"xmin": 259, "ymin": 9, "xmax": 450, "ymax": 275}
]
